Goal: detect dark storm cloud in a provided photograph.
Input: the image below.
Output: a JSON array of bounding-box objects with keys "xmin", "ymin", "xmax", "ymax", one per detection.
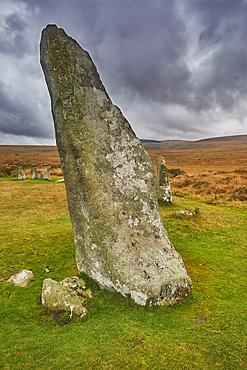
[
  {"xmin": 0, "ymin": 80, "xmax": 53, "ymax": 138},
  {"xmin": 0, "ymin": 0, "xmax": 246, "ymax": 143},
  {"xmin": 0, "ymin": 8, "xmax": 34, "ymax": 57},
  {"xmin": 73, "ymin": 0, "xmax": 193, "ymax": 106},
  {"xmin": 185, "ymin": 0, "xmax": 247, "ymax": 112}
]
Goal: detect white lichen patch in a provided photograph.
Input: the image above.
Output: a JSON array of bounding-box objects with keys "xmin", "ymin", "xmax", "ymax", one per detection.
[
  {"xmin": 92, "ymin": 86, "xmax": 108, "ymax": 107},
  {"xmin": 128, "ymin": 216, "xmax": 139, "ymax": 226},
  {"xmin": 130, "ymin": 291, "xmax": 148, "ymax": 306}
]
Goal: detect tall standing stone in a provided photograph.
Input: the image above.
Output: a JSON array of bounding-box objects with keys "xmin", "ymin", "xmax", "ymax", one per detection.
[
  {"xmin": 40, "ymin": 25, "xmax": 192, "ymax": 306},
  {"xmin": 18, "ymin": 167, "xmax": 26, "ymax": 180},
  {"xmin": 157, "ymin": 157, "xmax": 173, "ymax": 203},
  {"xmin": 30, "ymin": 167, "xmax": 38, "ymax": 180}
]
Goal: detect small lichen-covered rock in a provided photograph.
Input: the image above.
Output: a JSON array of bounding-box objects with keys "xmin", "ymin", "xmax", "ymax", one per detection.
[
  {"xmin": 30, "ymin": 167, "xmax": 38, "ymax": 180},
  {"xmin": 18, "ymin": 167, "xmax": 26, "ymax": 180},
  {"xmin": 8, "ymin": 269, "xmax": 34, "ymax": 287},
  {"xmin": 41, "ymin": 276, "xmax": 91, "ymax": 316},
  {"xmin": 40, "ymin": 168, "xmax": 51, "ymax": 180},
  {"xmin": 40, "ymin": 24, "xmax": 192, "ymax": 306},
  {"xmin": 157, "ymin": 157, "xmax": 173, "ymax": 203},
  {"xmin": 176, "ymin": 210, "xmax": 194, "ymax": 216}
]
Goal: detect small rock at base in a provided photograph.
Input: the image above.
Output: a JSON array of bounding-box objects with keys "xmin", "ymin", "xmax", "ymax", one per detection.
[
  {"xmin": 41, "ymin": 276, "xmax": 92, "ymax": 316},
  {"xmin": 8, "ymin": 269, "xmax": 34, "ymax": 287},
  {"xmin": 176, "ymin": 210, "xmax": 194, "ymax": 216}
]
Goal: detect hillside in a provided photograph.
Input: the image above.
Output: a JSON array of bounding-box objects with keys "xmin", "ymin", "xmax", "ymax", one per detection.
[{"xmin": 197, "ymin": 134, "xmax": 247, "ymax": 142}]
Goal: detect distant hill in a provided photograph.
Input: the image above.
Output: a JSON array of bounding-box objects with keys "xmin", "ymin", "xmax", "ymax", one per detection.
[
  {"xmin": 141, "ymin": 134, "xmax": 247, "ymax": 144},
  {"xmin": 140, "ymin": 139, "xmax": 162, "ymax": 143},
  {"xmin": 140, "ymin": 134, "xmax": 247, "ymax": 151},
  {"xmin": 196, "ymin": 134, "xmax": 247, "ymax": 142},
  {"xmin": 140, "ymin": 139, "xmax": 190, "ymax": 144}
]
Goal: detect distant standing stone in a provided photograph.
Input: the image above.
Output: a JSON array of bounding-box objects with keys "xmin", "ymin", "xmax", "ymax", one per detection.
[
  {"xmin": 18, "ymin": 167, "xmax": 26, "ymax": 180},
  {"xmin": 157, "ymin": 157, "xmax": 173, "ymax": 203},
  {"xmin": 8, "ymin": 269, "xmax": 34, "ymax": 287},
  {"xmin": 30, "ymin": 167, "xmax": 38, "ymax": 179},
  {"xmin": 40, "ymin": 168, "xmax": 51, "ymax": 180},
  {"xmin": 40, "ymin": 25, "xmax": 192, "ymax": 306}
]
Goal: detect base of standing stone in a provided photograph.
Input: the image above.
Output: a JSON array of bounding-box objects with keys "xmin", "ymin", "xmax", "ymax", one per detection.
[{"xmin": 159, "ymin": 185, "xmax": 173, "ymax": 204}]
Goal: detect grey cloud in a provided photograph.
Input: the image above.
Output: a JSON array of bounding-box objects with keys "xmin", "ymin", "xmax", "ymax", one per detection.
[
  {"xmin": 87, "ymin": 0, "xmax": 192, "ymax": 106},
  {"xmin": 186, "ymin": 0, "xmax": 247, "ymax": 112},
  {"xmin": 0, "ymin": 10, "xmax": 34, "ymax": 57},
  {"xmin": 0, "ymin": 81, "xmax": 53, "ymax": 138}
]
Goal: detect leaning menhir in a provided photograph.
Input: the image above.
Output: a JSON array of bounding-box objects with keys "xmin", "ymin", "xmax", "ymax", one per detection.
[{"xmin": 40, "ymin": 25, "xmax": 192, "ymax": 306}]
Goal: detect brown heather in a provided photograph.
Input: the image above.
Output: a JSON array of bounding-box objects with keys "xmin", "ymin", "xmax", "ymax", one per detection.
[
  {"xmin": 147, "ymin": 140, "xmax": 247, "ymax": 203},
  {"xmin": 0, "ymin": 138, "xmax": 246, "ymax": 203}
]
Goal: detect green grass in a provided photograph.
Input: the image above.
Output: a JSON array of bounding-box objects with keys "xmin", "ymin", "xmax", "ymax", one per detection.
[{"xmin": 0, "ymin": 178, "xmax": 246, "ymax": 369}]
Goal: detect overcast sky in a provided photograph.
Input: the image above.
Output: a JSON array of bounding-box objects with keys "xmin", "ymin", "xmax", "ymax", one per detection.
[{"xmin": 0, "ymin": 0, "xmax": 246, "ymax": 144}]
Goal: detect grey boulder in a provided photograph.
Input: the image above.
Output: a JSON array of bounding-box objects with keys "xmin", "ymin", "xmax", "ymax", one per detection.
[
  {"xmin": 41, "ymin": 276, "xmax": 92, "ymax": 316},
  {"xmin": 8, "ymin": 269, "xmax": 34, "ymax": 287}
]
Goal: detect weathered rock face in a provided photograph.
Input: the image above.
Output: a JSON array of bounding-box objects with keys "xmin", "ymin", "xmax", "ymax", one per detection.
[
  {"xmin": 30, "ymin": 167, "xmax": 38, "ymax": 180},
  {"xmin": 40, "ymin": 25, "xmax": 192, "ymax": 306},
  {"xmin": 8, "ymin": 269, "xmax": 34, "ymax": 287},
  {"xmin": 157, "ymin": 157, "xmax": 173, "ymax": 203},
  {"xmin": 41, "ymin": 276, "xmax": 91, "ymax": 316},
  {"xmin": 18, "ymin": 167, "xmax": 26, "ymax": 180},
  {"xmin": 40, "ymin": 168, "xmax": 51, "ymax": 180}
]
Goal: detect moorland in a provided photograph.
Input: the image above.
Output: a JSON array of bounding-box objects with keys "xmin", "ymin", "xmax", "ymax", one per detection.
[
  {"xmin": 0, "ymin": 135, "xmax": 246, "ymax": 369},
  {"xmin": 1, "ymin": 135, "xmax": 246, "ymax": 203}
]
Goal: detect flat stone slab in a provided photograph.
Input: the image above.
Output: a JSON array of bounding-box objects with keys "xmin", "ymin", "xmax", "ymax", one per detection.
[
  {"xmin": 8, "ymin": 269, "xmax": 34, "ymax": 287},
  {"xmin": 41, "ymin": 276, "xmax": 92, "ymax": 316},
  {"xmin": 40, "ymin": 25, "xmax": 192, "ymax": 306}
]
